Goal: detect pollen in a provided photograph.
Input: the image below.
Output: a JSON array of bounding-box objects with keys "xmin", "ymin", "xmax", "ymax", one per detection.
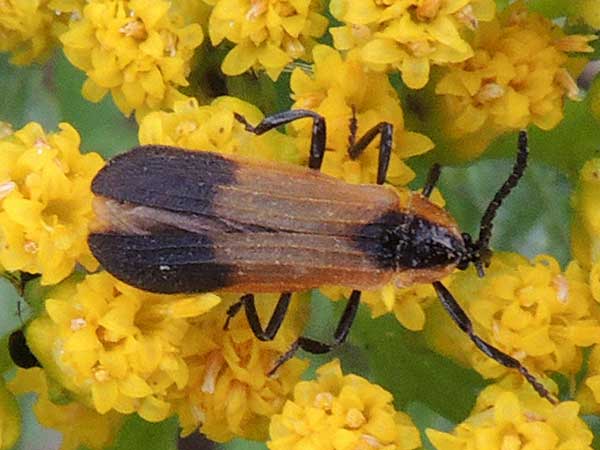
[
  {"xmin": 345, "ymin": 408, "xmax": 366, "ymax": 429},
  {"xmin": 119, "ymin": 19, "xmax": 146, "ymax": 39},
  {"xmin": 93, "ymin": 368, "xmax": 111, "ymax": 382},
  {"xmin": 0, "ymin": 181, "xmax": 16, "ymax": 200},
  {"xmin": 314, "ymin": 391, "xmax": 333, "ymax": 410},
  {"xmin": 553, "ymin": 274, "xmax": 569, "ymax": 304},
  {"xmin": 70, "ymin": 317, "xmax": 87, "ymax": 331},
  {"xmin": 23, "ymin": 241, "xmax": 38, "ymax": 254}
]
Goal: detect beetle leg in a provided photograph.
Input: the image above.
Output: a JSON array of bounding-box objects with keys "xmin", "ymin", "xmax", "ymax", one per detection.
[
  {"xmin": 224, "ymin": 293, "xmax": 292, "ymax": 341},
  {"xmin": 421, "ymin": 163, "xmax": 442, "ymax": 198},
  {"xmin": 234, "ymin": 110, "xmax": 326, "ymax": 170},
  {"xmin": 268, "ymin": 290, "xmax": 361, "ymax": 375},
  {"xmin": 347, "ymin": 122, "xmax": 393, "ymax": 185},
  {"xmin": 432, "ymin": 281, "xmax": 558, "ymax": 404}
]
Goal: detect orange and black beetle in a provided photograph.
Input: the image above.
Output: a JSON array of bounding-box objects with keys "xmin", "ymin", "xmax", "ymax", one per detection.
[{"xmin": 88, "ymin": 110, "xmax": 554, "ymax": 403}]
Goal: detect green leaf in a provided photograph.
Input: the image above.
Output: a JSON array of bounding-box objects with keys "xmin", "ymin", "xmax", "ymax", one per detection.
[
  {"xmin": 220, "ymin": 438, "xmax": 268, "ymax": 450},
  {"xmin": 352, "ymin": 308, "xmax": 484, "ymax": 423},
  {"xmin": 527, "ymin": 0, "xmax": 573, "ymax": 18},
  {"xmin": 0, "ymin": 53, "xmax": 61, "ymax": 129},
  {"xmin": 108, "ymin": 415, "xmax": 178, "ymax": 450},
  {"xmin": 53, "ymin": 52, "xmax": 137, "ymax": 158}
]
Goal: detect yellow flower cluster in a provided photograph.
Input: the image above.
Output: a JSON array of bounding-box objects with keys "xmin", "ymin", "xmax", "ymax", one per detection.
[
  {"xmin": 330, "ymin": 0, "xmax": 496, "ymax": 89},
  {"xmin": 20, "ymin": 271, "xmax": 308, "ymax": 441},
  {"xmin": 291, "ymin": 45, "xmax": 434, "ymax": 185},
  {"xmin": 26, "ymin": 272, "xmax": 221, "ymax": 422},
  {"xmin": 435, "ymin": 2, "xmax": 596, "ymax": 156},
  {"xmin": 139, "ymin": 96, "xmax": 297, "ymax": 163},
  {"xmin": 0, "ymin": 0, "xmax": 83, "ymax": 65},
  {"xmin": 425, "ymin": 252, "xmax": 600, "ymax": 380},
  {"xmin": 206, "ymin": 0, "xmax": 328, "ymax": 80},
  {"xmin": 8, "ymin": 368, "xmax": 123, "ymax": 450},
  {"xmin": 0, "ymin": 122, "xmax": 103, "ymax": 285},
  {"xmin": 176, "ymin": 294, "xmax": 309, "ymax": 442},
  {"xmin": 427, "ymin": 378, "xmax": 593, "ymax": 450},
  {"xmin": 268, "ymin": 359, "xmax": 421, "ymax": 450},
  {"xmin": 60, "ymin": 0, "xmax": 204, "ymax": 118}
]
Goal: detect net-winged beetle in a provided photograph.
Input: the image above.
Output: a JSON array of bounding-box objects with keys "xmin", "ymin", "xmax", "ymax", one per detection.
[{"xmin": 88, "ymin": 110, "xmax": 555, "ymax": 403}]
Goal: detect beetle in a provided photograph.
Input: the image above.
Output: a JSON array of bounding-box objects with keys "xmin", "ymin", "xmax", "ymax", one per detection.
[{"xmin": 88, "ymin": 109, "xmax": 554, "ymax": 403}]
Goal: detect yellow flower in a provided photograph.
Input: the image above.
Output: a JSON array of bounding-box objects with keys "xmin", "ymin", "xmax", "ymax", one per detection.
[
  {"xmin": 435, "ymin": 2, "xmax": 596, "ymax": 157},
  {"xmin": 291, "ymin": 45, "xmax": 434, "ymax": 185},
  {"xmin": 138, "ymin": 96, "xmax": 298, "ymax": 163},
  {"xmin": 425, "ymin": 252, "xmax": 600, "ymax": 380},
  {"xmin": 571, "ymin": 159, "xmax": 600, "ymax": 270},
  {"xmin": 7, "ymin": 368, "xmax": 123, "ymax": 450},
  {"xmin": 330, "ymin": 0, "xmax": 496, "ymax": 89},
  {"xmin": 175, "ymin": 294, "xmax": 309, "ymax": 442},
  {"xmin": 206, "ymin": 0, "xmax": 328, "ymax": 80},
  {"xmin": 427, "ymin": 377, "xmax": 593, "ymax": 450},
  {"xmin": 268, "ymin": 359, "xmax": 421, "ymax": 450},
  {"xmin": 0, "ymin": 378, "xmax": 20, "ymax": 450},
  {"xmin": 60, "ymin": 0, "xmax": 204, "ymax": 118},
  {"xmin": 26, "ymin": 272, "xmax": 221, "ymax": 422},
  {"xmin": 0, "ymin": 0, "xmax": 83, "ymax": 65},
  {"xmin": 0, "ymin": 122, "xmax": 103, "ymax": 284}
]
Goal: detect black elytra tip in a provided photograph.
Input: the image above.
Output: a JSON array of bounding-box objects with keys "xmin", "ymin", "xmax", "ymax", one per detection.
[
  {"xmin": 9, "ymin": 329, "xmax": 41, "ymax": 369},
  {"xmin": 91, "ymin": 146, "xmax": 238, "ymax": 215},
  {"xmin": 354, "ymin": 210, "xmax": 466, "ymax": 270},
  {"xmin": 88, "ymin": 231, "xmax": 234, "ymax": 294}
]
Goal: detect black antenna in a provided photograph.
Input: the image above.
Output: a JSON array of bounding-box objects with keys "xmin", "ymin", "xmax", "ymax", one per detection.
[{"xmin": 474, "ymin": 130, "xmax": 529, "ymax": 275}]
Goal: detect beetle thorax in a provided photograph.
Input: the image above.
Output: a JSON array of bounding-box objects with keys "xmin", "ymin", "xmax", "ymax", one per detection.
[{"xmin": 382, "ymin": 213, "xmax": 466, "ymax": 271}]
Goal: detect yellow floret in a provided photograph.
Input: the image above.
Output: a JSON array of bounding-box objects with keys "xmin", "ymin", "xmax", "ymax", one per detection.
[
  {"xmin": 7, "ymin": 368, "xmax": 122, "ymax": 450},
  {"xmin": 427, "ymin": 377, "xmax": 592, "ymax": 450},
  {"xmin": 26, "ymin": 272, "xmax": 221, "ymax": 422},
  {"xmin": 174, "ymin": 294, "xmax": 309, "ymax": 442},
  {"xmin": 425, "ymin": 252, "xmax": 600, "ymax": 380},
  {"xmin": 330, "ymin": 0, "xmax": 496, "ymax": 89},
  {"xmin": 60, "ymin": 0, "xmax": 204, "ymax": 118},
  {"xmin": 138, "ymin": 96, "xmax": 298, "ymax": 164},
  {"xmin": 0, "ymin": 122, "xmax": 103, "ymax": 285},
  {"xmin": 290, "ymin": 45, "xmax": 434, "ymax": 185},
  {"xmin": 435, "ymin": 2, "xmax": 596, "ymax": 158},
  {"xmin": 268, "ymin": 359, "xmax": 421, "ymax": 450},
  {"xmin": 206, "ymin": 0, "xmax": 328, "ymax": 80}
]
